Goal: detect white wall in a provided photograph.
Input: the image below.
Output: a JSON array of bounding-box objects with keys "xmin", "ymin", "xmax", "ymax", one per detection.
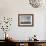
[{"xmin": 0, "ymin": 0, "xmax": 46, "ymax": 40}]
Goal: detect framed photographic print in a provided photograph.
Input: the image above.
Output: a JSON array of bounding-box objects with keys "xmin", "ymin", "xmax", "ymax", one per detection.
[{"xmin": 18, "ymin": 14, "xmax": 34, "ymax": 26}]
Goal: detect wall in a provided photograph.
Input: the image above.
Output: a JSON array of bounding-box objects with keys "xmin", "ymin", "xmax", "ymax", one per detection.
[{"xmin": 0, "ymin": 0, "xmax": 46, "ymax": 40}]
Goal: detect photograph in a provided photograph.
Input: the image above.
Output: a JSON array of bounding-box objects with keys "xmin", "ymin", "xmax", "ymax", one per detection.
[{"xmin": 18, "ymin": 14, "xmax": 34, "ymax": 26}]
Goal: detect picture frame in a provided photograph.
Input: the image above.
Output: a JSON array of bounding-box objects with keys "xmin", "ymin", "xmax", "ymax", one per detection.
[{"xmin": 18, "ymin": 14, "xmax": 34, "ymax": 27}]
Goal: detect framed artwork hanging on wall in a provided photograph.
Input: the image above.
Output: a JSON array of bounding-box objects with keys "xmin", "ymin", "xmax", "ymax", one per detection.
[{"xmin": 18, "ymin": 14, "xmax": 34, "ymax": 27}]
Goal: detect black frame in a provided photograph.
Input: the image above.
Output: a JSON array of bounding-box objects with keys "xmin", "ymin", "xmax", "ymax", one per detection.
[{"xmin": 18, "ymin": 14, "xmax": 34, "ymax": 27}]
